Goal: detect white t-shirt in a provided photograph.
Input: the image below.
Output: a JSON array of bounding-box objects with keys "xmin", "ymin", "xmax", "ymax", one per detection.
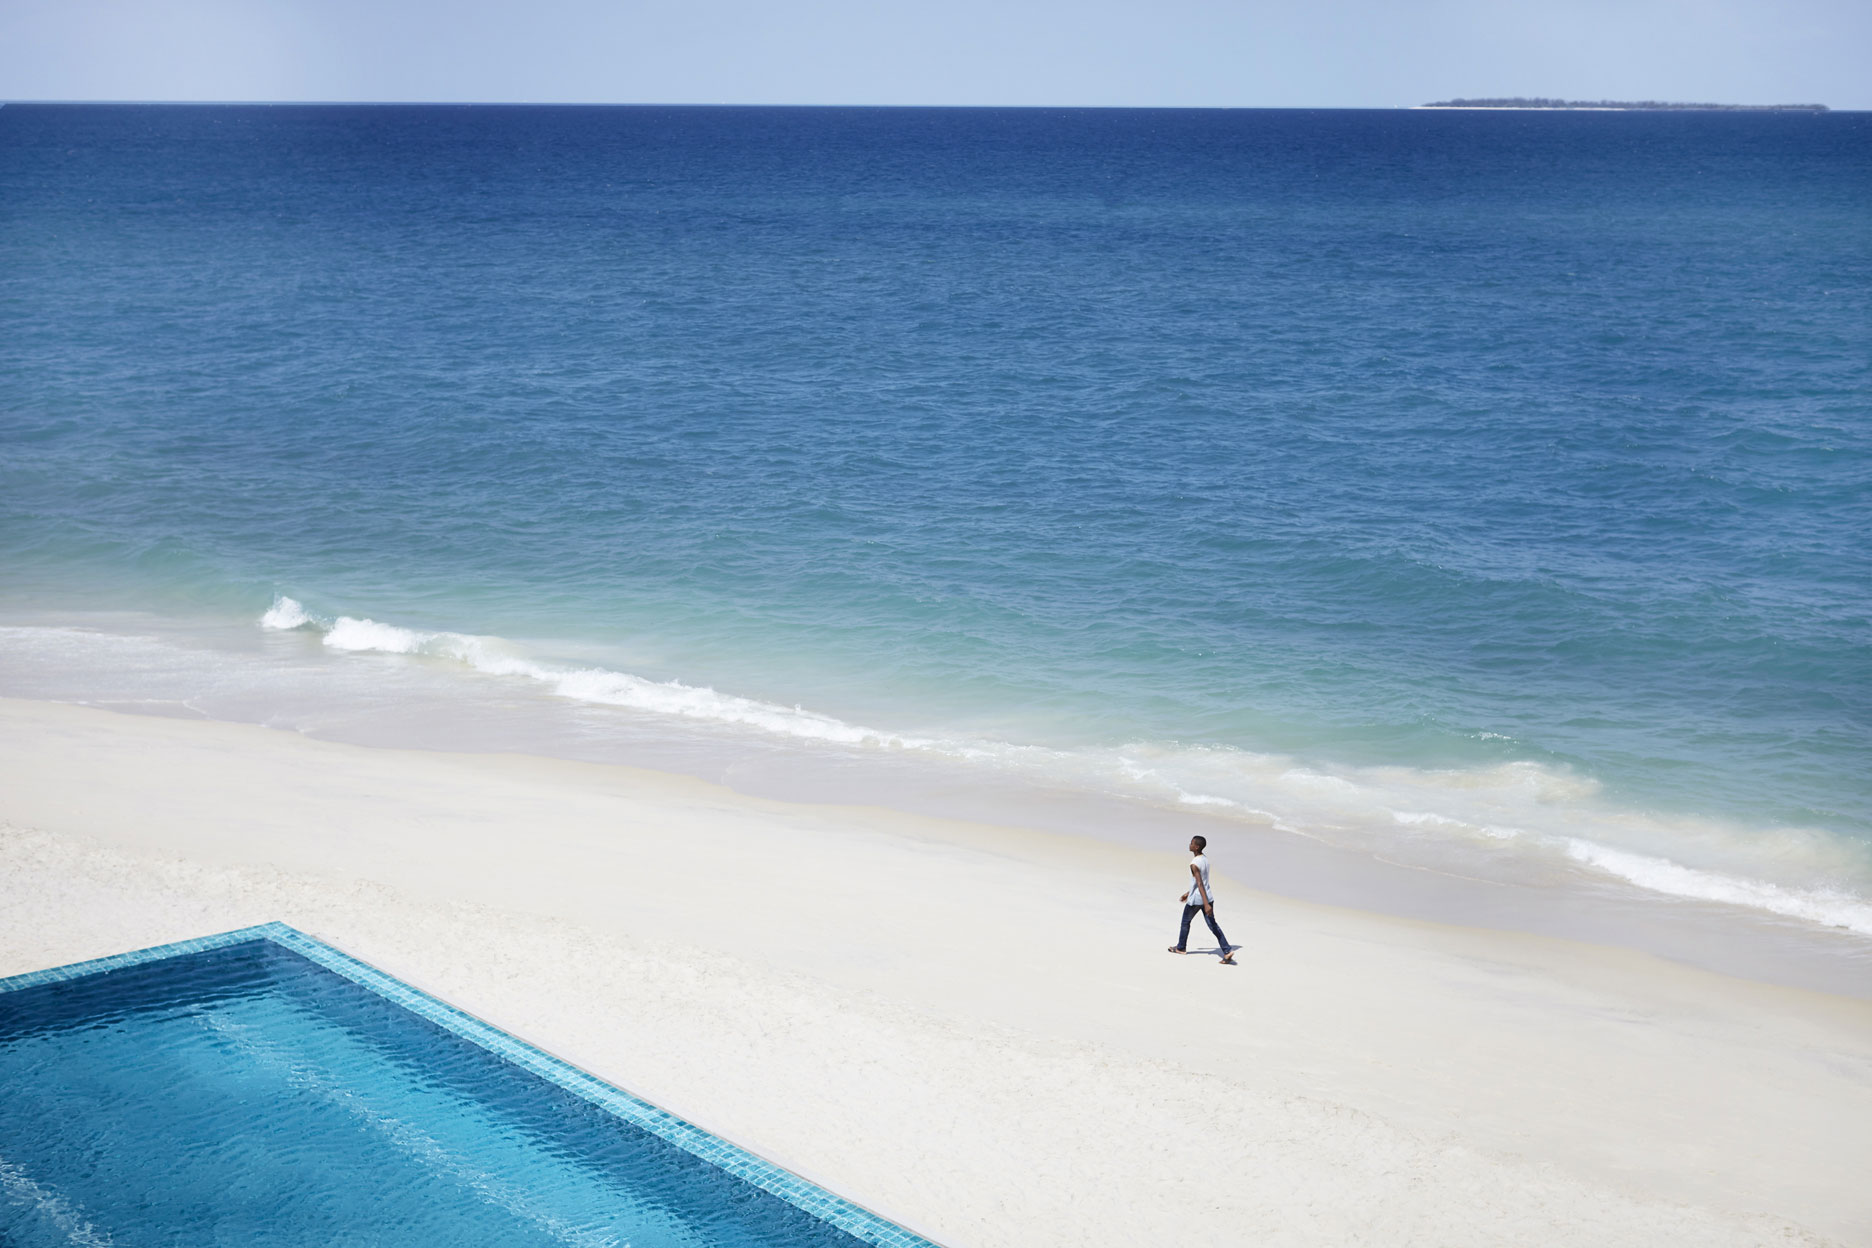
[{"xmin": 1185, "ymin": 853, "xmax": 1214, "ymax": 906}]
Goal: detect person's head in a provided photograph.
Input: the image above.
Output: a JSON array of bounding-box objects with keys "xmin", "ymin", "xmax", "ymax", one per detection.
[{"xmin": 1188, "ymin": 835, "xmax": 1207, "ymax": 855}]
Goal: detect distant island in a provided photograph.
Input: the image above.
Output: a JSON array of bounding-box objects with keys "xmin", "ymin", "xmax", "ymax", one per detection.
[{"xmin": 1422, "ymin": 98, "xmax": 1827, "ymax": 112}]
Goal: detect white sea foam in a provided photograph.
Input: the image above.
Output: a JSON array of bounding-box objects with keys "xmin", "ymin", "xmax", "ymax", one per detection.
[
  {"xmin": 259, "ymin": 596, "xmax": 314, "ymax": 630},
  {"xmin": 1390, "ymin": 811, "xmax": 1526, "ymax": 840},
  {"xmin": 545, "ymin": 665, "xmax": 926, "ymax": 746},
  {"xmin": 1562, "ymin": 840, "xmax": 1872, "ymax": 937},
  {"xmin": 1392, "ymin": 810, "xmax": 1467, "ymax": 828},
  {"xmin": 1279, "ymin": 769, "xmax": 1358, "ymax": 793},
  {"xmin": 1382, "ymin": 796, "xmax": 1872, "ymax": 933},
  {"xmin": 322, "ymin": 617, "xmax": 436, "ymax": 654},
  {"xmin": 1176, "ymin": 792, "xmax": 1238, "ymax": 808},
  {"xmin": 259, "ymin": 597, "xmax": 930, "ymax": 748}
]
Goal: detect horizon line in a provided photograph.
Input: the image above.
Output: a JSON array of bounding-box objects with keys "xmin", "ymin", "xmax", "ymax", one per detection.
[{"xmin": 2, "ymin": 99, "xmax": 1856, "ymax": 112}]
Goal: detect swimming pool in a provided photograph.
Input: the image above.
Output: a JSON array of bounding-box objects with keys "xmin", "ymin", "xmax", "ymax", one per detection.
[{"xmin": 0, "ymin": 923, "xmax": 942, "ymax": 1247}]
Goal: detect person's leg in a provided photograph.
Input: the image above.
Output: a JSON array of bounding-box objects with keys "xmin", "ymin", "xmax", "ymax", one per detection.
[
  {"xmin": 1173, "ymin": 904, "xmax": 1199, "ymax": 952},
  {"xmin": 1201, "ymin": 907, "xmax": 1232, "ymax": 955}
]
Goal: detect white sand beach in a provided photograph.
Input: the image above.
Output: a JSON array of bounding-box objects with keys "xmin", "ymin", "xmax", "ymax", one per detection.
[{"xmin": 3, "ymin": 696, "xmax": 1869, "ymax": 1247}]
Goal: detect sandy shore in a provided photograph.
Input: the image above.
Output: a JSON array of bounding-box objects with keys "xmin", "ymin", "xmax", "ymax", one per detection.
[{"xmin": 2, "ymin": 697, "xmax": 1868, "ymax": 1246}]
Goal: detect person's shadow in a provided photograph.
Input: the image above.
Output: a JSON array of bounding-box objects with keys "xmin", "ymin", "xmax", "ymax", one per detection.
[{"xmin": 1172, "ymin": 944, "xmax": 1239, "ymax": 963}]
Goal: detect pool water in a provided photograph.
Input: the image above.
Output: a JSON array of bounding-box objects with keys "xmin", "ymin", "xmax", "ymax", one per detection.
[{"xmin": 0, "ymin": 926, "xmax": 934, "ymax": 1248}]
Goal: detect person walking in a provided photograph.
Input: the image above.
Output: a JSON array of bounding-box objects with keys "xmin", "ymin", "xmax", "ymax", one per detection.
[{"xmin": 1169, "ymin": 835, "xmax": 1236, "ymax": 964}]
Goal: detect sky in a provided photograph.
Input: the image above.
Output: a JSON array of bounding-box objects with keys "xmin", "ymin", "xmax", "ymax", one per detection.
[{"xmin": 1, "ymin": 0, "xmax": 1866, "ymax": 110}]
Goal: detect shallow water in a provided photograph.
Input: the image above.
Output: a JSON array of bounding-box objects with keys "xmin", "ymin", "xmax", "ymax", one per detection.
[{"xmin": 1, "ymin": 105, "xmax": 1868, "ymax": 956}]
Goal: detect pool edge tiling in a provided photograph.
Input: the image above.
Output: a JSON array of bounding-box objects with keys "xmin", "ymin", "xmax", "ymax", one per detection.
[{"xmin": 0, "ymin": 923, "xmax": 946, "ymax": 1248}]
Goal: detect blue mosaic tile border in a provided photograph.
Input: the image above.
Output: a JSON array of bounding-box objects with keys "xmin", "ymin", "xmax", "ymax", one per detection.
[
  {"xmin": 0, "ymin": 925, "xmax": 276, "ymax": 993},
  {"xmin": 0, "ymin": 924, "xmax": 945, "ymax": 1248}
]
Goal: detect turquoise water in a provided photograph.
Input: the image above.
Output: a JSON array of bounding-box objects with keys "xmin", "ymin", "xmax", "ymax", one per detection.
[
  {"xmin": 0, "ymin": 930, "xmax": 919, "ymax": 1246},
  {"xmin": 1, "ymin": 105, "xmax": 1868, "ymax": 937}
]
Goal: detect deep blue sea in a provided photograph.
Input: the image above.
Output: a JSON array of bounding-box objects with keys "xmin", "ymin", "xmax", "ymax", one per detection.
[{"xmin": 2, "ymin": 105, "xmax": 1868, "ymax": 941}]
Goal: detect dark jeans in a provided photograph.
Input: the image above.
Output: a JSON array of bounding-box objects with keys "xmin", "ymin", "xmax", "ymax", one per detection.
[{"xmin": 1176, "ymin": 904, "xmax": 1231, "ymax": 954}]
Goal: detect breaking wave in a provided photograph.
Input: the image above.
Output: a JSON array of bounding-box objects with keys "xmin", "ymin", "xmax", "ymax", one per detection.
[{"xmin": 262, "ymin": 598, "xmax": 928, "ymax": 747}]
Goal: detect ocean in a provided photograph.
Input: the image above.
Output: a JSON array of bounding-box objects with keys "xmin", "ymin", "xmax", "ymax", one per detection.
[{"xmin": 2, "ymin": 104, "xmax": 1868, "ymax": 967}]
